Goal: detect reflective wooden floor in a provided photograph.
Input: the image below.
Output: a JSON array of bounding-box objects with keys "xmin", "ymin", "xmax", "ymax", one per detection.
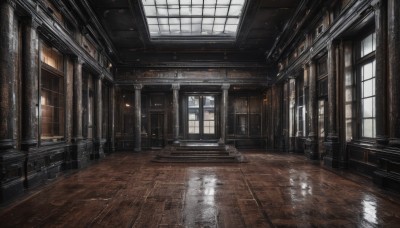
[{"xmin": 1, "ymin": 151, "xmax": 400, "ymax": 227}]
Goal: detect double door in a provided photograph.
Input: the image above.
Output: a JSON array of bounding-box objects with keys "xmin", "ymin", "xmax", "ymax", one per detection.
[{"xmin": 187, "ymin": 95, "xmax": 216, "ymax": 140}]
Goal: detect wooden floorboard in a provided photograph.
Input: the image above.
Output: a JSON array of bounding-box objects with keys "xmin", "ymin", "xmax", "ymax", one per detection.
[{"xmin": 1, "ymin": 151, "xmax": 400, "ymax": 227}]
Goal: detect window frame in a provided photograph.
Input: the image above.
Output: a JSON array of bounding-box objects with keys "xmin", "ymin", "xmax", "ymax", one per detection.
[
  {"xmin": 355, "ymin": 32, "xmax": 376, "ymax": 140},
  {"xmin": 39, "ymin": 42, "xmax": 66, "ymax": 143}
]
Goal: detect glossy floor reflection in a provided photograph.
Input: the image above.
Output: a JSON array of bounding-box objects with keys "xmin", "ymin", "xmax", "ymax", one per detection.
[{"xmin": 1, "ymin": 151, "xmax": 400, "ymax": 227}]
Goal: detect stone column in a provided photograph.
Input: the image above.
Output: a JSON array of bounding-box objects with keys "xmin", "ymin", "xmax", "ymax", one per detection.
[
  {"xmin": 387, "ymin": 0, "xmax": 400, "ymax": 147},
  {"xmin": 0, "ymin": 0, "xmax": 25, "ymax": 204},
  {"xmin": 373, "ymin": 0, "xmax": 389, "ymax": 146},
  {"xmin": 21, "ymin": 18, "xmax": 40, "ymax": 150},
  {"xmin": 0, "ymin": 0, "xmax": 17, "ymax": 150},
  {"xmin": 134, "ymin": 84, "xmax": 142, "ymax": 152},
  {"xmin": 94, "ymin": 75, "xmax": 104, "ymax": 158},
  {"xmin": 305, "ymin": 60, "xmax": 318, "ymax": 159},
  {"xmin": 110, "ymin": 85, "xmax": 116, "ymax": 152},
  {"xmin": 324, "ymin": 40, "xmax": 341, "ymax": 167},
  {"xmin": 71, "ymin": 57, "xmax": 86, "ymax": 169},
  {"xmin": 219, "ymin": 83, "xmax": 230, "ymax": 145},
  {"xmin": 73, "ymin": 57, "xmax": 83, "ymax": 141},
  {"xmin": 172, "ymin": 84, "xmax": 180, "ymax": 144}
]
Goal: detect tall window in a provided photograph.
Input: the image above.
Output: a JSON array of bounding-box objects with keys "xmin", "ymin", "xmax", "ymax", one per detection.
[
  {"xmin": 358, "ymin": 33, "xmax": 376, "ymax": 138},
  {"xmin": 40, "ymin": 44, "xmax": 64, "ymax": 141}
]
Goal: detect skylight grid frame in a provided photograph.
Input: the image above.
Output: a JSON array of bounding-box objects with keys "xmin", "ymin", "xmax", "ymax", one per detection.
[{"xmin": 141, "ymin": 0, "xmax": 246, "ymax": 40}]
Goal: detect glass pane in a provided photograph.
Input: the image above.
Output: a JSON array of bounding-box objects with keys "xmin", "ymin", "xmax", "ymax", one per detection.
[
  {"xmin": 362, "ymin": 62, "xmax": 374, "ymax": 81},
  {"xmin": 189, "ymin": 121, "xmax": 199, "ymax": 133},
  {"xmin": 158, "ymin": 18, "xmax": 168, "ymax": 24},
  {"xmin": 203, "ymin": 121, "xmax": 215, "ymax": 134},
  {"xmin": 218, "ymin": 0, "xmax": 230, "ymax": 5},
  {"xmin": 203, "ymin": 18, "xmax": 214, "ymax": 24},
  {"xmin": 188, "ymin": 96, "xmax": 199, "ymax": 107},
  {"xmin": 156, "ymin": 0, "xmax": 167, "ymax": 5},
  {"xmin": 215, "ymin": 7, "xmax": 228, "ymax": 16},
  {"xmin": 225, "ymin": 24, "xmax": 238, "ymax": 34},
  {"xmin": 143, "ymin": 0, "xmax": 155, "ymax": 5},
  {"xmin": 362, "ymin": 119, "xmax": 375, "ymax": 138},
  {"xmin": 231, "ymin": 0, "xmax": 245, "ymax": 4},
  {"xmin": 147, "ymin": 18, "xmax": 158, "ymax": 24},
  {"xmin": 228, "ymin": 5, "xmax": 242, "ymax": 16},
  {"xmin": 214, "ymin": 18, "xmax": 226, "ymax": 24},
  {"xmin": 361, "ymin": 33, "xmax": 376, "ymax": 57},
  {"xmin": 226, "ymin": 18, "xmax": 239, "ymax": 24},
  {"xmin": 144, "ymin": 6, "xmax": 157, "ymax": 16},
  {"xmin": 203, "ymin": 7, "xmax": 215, "ymax": 16},
  {"xmin": 362, "ymin": 97, "xmax": 374, "ymax": 118},
  {"xmin": 362, "ymin": 78, "xmax": 375, "ymax": 98}
]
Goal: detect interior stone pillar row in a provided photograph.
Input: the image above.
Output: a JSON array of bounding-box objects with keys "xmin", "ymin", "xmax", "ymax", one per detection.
[
  {"xmin": 373, "ymin": 0, "xmax": 389, "ymax": 146},
  {"xmin": 73, "ymin": 57, "xmax": 84, "ymax": 141},
  {"xmin": 95, "ymin": 76, "xmax": 103, "ymax": 141},
  {"xmin": 219, "ymin": 83, "xmax": 230, "ymax": 145},
  {"xmin": 0, "ymin": 0, "xmax": 17, "ymax": 149},
  {"xmin": 110, "ymin": 85, "xmax": 116, "ymax": 152},
  {"xmin": 326, "ymin": 40, "xmax": 338, "ymax": 139},
  {"xmin": 134, "ymin": 84, "xmax": 142, "ymax": 152},
  {"xmin": 94, "ymin": 75, "xmax": 104, "ymax": 158},
  {"xmin": 0, "ymin": 0, "xmax": 25, "ymax": 204},
  {"xmin": 387, "ymin": 0, "xmax": 400, "ymax": 147},
  {"xmin": 305, "ymin": 60, "xmax": 318, "ymax": 160},
  {"xmin": 21, "ymin": 18, "xmax": 40, "ymax": 149},
  {"xmin": 172, "ymin": 83, "xmax": 180, "ymax": 144},
  {"xmin": 324, "ymin": 40, "xmax": 341, "ymax": 168}
]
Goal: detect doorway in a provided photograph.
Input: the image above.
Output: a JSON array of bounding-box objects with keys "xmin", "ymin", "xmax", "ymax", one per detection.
[
  {"xmin": 150, "ymin": 112, "xmax": 164, "ymax": 148},
  {"xmin": 187, "ymin": 95, "xmax": 216, "ymax": 140}
]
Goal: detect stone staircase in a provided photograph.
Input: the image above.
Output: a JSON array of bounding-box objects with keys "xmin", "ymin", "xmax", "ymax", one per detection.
[{"xmin": 152, "ymin": 141, "xmax": 246, "ymax": 163}]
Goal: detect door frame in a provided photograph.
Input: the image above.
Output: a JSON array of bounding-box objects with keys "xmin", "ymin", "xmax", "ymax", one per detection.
[{"xmin": 182, "ymin": 93, "xmax": 220, "ymax": 140}]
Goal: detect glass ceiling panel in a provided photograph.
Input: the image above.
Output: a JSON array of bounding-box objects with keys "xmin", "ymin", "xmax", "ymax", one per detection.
[{"xmin": 141, "ymin": 0, "xmax": 246, "ymax": 39}]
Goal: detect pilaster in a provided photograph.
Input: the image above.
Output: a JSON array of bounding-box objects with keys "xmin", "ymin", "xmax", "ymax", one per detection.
[
  {"xmin": 324, "ymin": 40, "xmax": 341, "ymax": 168},
  {"xmin": 219, "ymin": 83, "xmax": 230, "ymax": 145},
  {"xmin": 134, "ymin": 84, "xmax": 142, "ymax": 152},
  {"xmin": 305, "ymin": 60, "xmax": 318, "ymax": 160},
  {"xmin": 172, "ymin": 83, "xmax": 180, "ymax": 145}
]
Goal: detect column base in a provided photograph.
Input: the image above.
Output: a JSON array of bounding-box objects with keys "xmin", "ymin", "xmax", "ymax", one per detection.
[
  {"xmin": 92, "ymin": 139, "xmax": 105, "ymax": 160},
  {"xmin": 70, "ymin": 140, "xmax": 89, "ymax": 169},
  {"xmin": 134, "ymin": 147, "xmax": 141, "ymax": 152},
  {"xmin": 324, "ymin": 136, "xmax": 341, "ymax": 168},
  {"xmin": 0, "ymin": 149, "xmax": 25, "ymax": 204},
  {"xmin": 304, "ymin": 137, "xmax": 318, "ymax": 160},
  {"xmin": 173, "ymin": 139, "xmax": 180, "ymax": 145}
]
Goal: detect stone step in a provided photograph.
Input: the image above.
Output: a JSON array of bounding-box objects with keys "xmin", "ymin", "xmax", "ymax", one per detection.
[{"xmin": 170, "ymin": 153, "xmax": 231, "ymax": 157}]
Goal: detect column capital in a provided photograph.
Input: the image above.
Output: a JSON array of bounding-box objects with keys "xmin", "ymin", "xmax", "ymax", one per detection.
[
  {"xmin": 221, "ymin": 83, "xmax": 230, "ymax": 90},
  {"xmin": 74, "ymin": 56, "xmax": 85, "ymax": 65},
  {"xmin": 134, "ymin": 84, "xmax": 143, "ymax": 90},
  {"xmin": 24, "ymin": 16, "xmax": 41, "ymax": 29},
  {"xmin": 171, "ymin": 83, "xmax": 180, "ymax": 90},
  {"xmin": 6, "ymin": 0, "xmax": 16, "ymax": 9},
  {"xmin": 98, "ymin": 73, "xmax": 105, "ymax": 80},
  {"xmin": 371, "ymin": 0, "xmax": 381, "ymax": 10}
]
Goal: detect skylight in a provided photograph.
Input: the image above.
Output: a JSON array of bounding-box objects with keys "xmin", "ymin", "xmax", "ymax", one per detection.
[{"xmin": 141, "ymin": 0, "xmax": 246, "ymax": 40}]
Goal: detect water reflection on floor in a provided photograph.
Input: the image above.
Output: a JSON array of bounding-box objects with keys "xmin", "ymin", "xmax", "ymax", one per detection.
[{"xmin": 1, "ymin": 151, "xmax": 400, "ymax": 227}]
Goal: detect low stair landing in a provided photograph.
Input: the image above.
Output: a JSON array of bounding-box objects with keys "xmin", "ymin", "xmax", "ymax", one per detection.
[{"xmin": 152, "ymin": 142, "xmax": 246, "ymax": 163}]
